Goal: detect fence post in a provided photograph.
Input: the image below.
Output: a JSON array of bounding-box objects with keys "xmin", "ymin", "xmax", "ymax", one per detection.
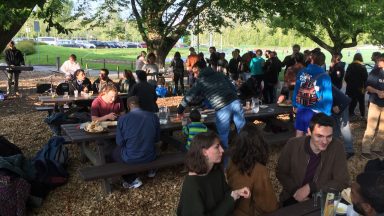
[
  {"xmin": 56, "ymin": 57, "xmax": 60, "ymax": 72},
  {"xmin": 46, "ymin": 55, "xmax": 49, "ymax": 64},
  {"xmin": 23, "ymin": 53, "xmax": 27, "ymax": 64},
  {"xmin": 131, "ymin": 61, "xmax": 134, "ymax": 70},
  {"xmin": 81, "ymin": 58, "xmax": 83, "ymax": 66},
  {"xmin": 117, "ymin": 66, "xmax": 120, "ymax": 78},
  {"xmin": 103, "ymin": 59, "xmax": 106, "ymax": 68}
]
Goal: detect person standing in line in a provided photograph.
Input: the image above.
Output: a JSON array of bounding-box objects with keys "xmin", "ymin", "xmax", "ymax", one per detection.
[
  {"xmin": 135, "ymin": 51, "xmax": 147, "ymax": 70},
  {"xmin": 344, "ymin": 53, "xmax": 368, "ymax": 119},
  {"xmin": 4, "ymin": 41, "xmax": 25, "ymax": 96},
  {"xmin": 185, "ymin": 47, "xmax": 199, "ymax": 86},
  {"xmin": 328, "ymin": 53, "xmax": 346, "ymax": 89},
  {"xmin": 263, "ymin": 51, "xmax": 282, "ymax": 104},
  {"xmin": 249, "ymin": 49, "xmax": 265, "ymax": 87},
  {"xmin": 60, "ymin": 54, "xmax": 81, "ymax": 81},
  {"xmin": 282, "ymin": 44, "xmax": 301, "ymax": 75},
  {"xmin": 361, "ymin": 54, "xmax": 384, "ymax": 159},
  {"xmin": 228, "ymin": 50, "xmax": 242, "ymax": 81},
  {"xmin": 171, "ymin": 52, "xmax": 185, "ymax": 96}
]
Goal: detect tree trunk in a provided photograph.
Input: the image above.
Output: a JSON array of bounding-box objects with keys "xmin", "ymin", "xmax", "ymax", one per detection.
[
  {"xmin": 0, "ymin": 21, "xmax": 28, "ymax": 52},
  {"xmin": 146, "ymin": 36, "xmax": 178, "ymax": 68}
]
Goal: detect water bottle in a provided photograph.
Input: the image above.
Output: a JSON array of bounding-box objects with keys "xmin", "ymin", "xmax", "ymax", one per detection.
[{"xmin": 251, "ymin": 98, "xmax": 260, "ymax": 113}]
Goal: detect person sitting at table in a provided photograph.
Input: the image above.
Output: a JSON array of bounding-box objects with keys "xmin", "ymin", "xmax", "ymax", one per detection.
[
  {"xmin": 177, "ymin": 61, "xmax": 245, "ymax": 150},
  {"xmin": 118, "ymin": 69, "xmax": 136, "ymax": 94},
  {"xmin": 276, "ymin": 113, "xmax": 349, "ymax": 207},
  {"xmin": 177, "ymin": 131, "xmax": 251, "ymax": 216},
  {"xmin": 182, "ymin": 109, "xmax": 208, "ymax": 152},
  {"xmin": 351, "ymin": 171, "xmax": 384, "ymax": 216},
  {"xmin": 60, "ymin": 54, "xmax": 81, "ymax": 81},
  {"xmin": 142, "ymin": 52, "xmax": 159, "ymax": 80},
  {"xmin": 92, "ymin": 68, "xmax": 115, "ymax": 94},
  {"xmin": 91, "ymin": 84, "xmax": 124, "ymax": 121},
  {"xmin": 69, "ymin": 69, "xmax": 92, "ymax": 95},
  {"xmin": 227, "ymin": 123, "xmax": 279, "ymax": 216},
  {"xmin": 112, "ymin": 96, "xmax": 160, "ymax": 188},
  {"xmin": 128, "ymin": 70, "xmax": 158, "ymax": 112}
]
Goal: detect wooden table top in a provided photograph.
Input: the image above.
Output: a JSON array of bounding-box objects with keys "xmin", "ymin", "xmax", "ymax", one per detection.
[
  {"xmin": 265, "ymin": 199, "xmax": 320, "ymax": 216},
  {"xmin": 61, "ymin": 104, "xmax": 291, "ymax": 143},
  {"xmin": 38, "ymin": 93, "xmax": 128, "ymax": 103}
]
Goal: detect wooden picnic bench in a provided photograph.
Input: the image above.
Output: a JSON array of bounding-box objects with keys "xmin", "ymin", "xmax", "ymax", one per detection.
[
  {"xmin": 79, "ymin": 152, "xmax": 185, "ymax": 192},
  {"xmin": 61, "ymin": 104, "xmax": 293, "ymax": 193}
]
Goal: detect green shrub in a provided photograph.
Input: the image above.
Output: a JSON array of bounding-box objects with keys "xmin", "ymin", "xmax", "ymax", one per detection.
[{"xmin": 17, "ymin": 40, "xmax": 36, "ymax": 55}]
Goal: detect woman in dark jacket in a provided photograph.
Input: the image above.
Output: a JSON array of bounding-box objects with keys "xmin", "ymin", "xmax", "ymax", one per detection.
[
  {"xmin": 171, "ymin": 52, "xmax": 185, "ymax": 95},
  {"xmin": 69, "ymin": 69, "xmax": 92, "ymax": 95},
  {"xmin": 344, "ymin": 53, "xmax": 368, "ymax": 117}
]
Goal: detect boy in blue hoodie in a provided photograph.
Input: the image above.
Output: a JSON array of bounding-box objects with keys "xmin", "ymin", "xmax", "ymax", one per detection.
[{"xmin": 292, "ymin": 49, "xmax": 333, "ymax": 137}]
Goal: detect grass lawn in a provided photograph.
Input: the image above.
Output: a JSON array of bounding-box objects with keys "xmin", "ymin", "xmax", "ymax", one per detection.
[{"xmin": 22, "ymin": 45, "xmax": 190, "ymax": 70}]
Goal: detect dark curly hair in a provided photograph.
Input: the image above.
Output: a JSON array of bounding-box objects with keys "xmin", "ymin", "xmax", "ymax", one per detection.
[
  {"xmin": 230, "ymin": 123, "xmax": 269, "ymax": 176},
  {"xmin": 185, "ymin": 131, "xmax": 220, "ymax": 175}
]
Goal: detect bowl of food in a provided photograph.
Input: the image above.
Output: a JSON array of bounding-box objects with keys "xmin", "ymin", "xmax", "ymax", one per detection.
[{"xmin": 335, "ymin": 202, "xmax": 348, "ymax": 215}]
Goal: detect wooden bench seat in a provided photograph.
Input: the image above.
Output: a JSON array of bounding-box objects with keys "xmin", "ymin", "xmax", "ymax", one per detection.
[{"xmin": 79, "ymin": 152, "xmax": 186, "ymax": 193}]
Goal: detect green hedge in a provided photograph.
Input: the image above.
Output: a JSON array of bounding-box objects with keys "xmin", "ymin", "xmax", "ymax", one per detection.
[{"xmin": 17, "ymin": 40, "xmax": 36, "ymax": 55}]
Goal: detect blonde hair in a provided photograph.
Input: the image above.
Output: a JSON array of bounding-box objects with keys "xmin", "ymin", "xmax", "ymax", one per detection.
[{"xmin": 100, "ymin": 84, "xmax": 117, "ymax": 96}]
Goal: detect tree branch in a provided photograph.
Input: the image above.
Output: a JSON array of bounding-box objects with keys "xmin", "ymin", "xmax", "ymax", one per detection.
[{"xmin": 131, "ymin": 0, "xmax": 148, "ymax": 41}]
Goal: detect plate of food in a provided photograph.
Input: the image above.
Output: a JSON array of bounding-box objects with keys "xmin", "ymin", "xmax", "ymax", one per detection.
[
  {"xmin": 82, "ymin": 121, "xmax": 108, "ymax": 133},
  {"xmin": 335, "ymin": 202, "xmax": 348, "ymax": 215}
]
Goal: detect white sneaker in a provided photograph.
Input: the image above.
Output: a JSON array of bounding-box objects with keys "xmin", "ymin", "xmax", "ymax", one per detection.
[{"xmin": 122, "ymin": 177, "xmax": 142, "ymax": 189}]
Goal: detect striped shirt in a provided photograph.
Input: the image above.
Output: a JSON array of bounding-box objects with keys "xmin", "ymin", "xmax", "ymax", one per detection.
[{"xmin": 183, "ymin": 122, "xmax": 208, "ymax": 150}]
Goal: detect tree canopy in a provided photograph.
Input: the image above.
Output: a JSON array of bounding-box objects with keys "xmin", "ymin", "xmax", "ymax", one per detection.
[
  {"xmin": 255, "ymin": 0, "xmax": 384, "ymax": 54},
  {"xmin": 0, "ymin": 0, "xmax": 71, "ymax": 52}
]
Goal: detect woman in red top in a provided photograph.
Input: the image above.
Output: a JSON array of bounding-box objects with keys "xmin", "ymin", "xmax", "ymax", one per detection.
[{"xmin": 91, "ymin": 84, "xmax": 124, "ymax": 121}]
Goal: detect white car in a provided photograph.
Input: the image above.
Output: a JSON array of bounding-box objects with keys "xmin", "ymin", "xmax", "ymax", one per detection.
[{"xmin": 75, "ymin": 41, "xmax": 96, "ymax": 49}]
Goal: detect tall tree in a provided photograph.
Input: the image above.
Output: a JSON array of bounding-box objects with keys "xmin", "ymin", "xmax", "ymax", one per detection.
[
  {"xmin": 0, "ymin": 0, "xmax": 71, "ymax": 52},
  {"xmin": 255, "ymin": 0, "xmax": 383, "ymax": 54}
]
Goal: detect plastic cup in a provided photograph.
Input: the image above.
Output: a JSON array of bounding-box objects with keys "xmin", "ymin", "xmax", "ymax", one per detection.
[
  {"xmin": 74, "ymin": 90, "xmax": 78, "ymax": 98},
  {"xmin": 63, "ymin": 92, "xmax": 69, "ymax": 98}
]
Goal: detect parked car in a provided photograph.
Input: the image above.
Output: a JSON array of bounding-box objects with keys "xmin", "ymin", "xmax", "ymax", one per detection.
[
  {"xmin": 57, "ymin": 39, "xmax": 82, "ymax": 48},
  {"xmin": 75, "ymin": 40, "xmax": 96, "ymax": 49},
  {"xmin": 89, "ymin": 40, "xmax": 110, "ymax": 48},
  {"xmin": 37, "ymin": 37, "xmax": 58, "ymax": 46}
]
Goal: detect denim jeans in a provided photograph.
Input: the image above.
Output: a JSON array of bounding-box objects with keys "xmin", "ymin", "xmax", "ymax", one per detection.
[
  {"xmin": 215, "ymin": 99, "xmax": 246, "ymax": 149},
  {"xmin": 332, "ymin": 106, "xmax": 354, "ymax": 153}
]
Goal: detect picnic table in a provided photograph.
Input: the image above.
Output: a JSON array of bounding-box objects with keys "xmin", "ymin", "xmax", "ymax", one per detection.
[
  {"xmin": 61, "ymin": 103, "xmax": 292, "ymax": 193},
  {"xmin": 266, "ymin": 199, "xmax": 320, "ymax": 216},
  {"xmin": 38, "ymin": 92, "xmax": 128, "ymax": 104}
]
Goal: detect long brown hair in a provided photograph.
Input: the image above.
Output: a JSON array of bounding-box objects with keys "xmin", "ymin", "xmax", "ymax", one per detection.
[
  {"xmin": 230, "ymin": 123, "xmax": 269, "ymax": 176},
  {"xmin": 185, "ymin": 131, "xmax": 219, "ymax": 175}
]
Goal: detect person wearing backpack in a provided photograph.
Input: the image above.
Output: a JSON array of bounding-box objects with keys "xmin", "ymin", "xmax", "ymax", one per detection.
[{"xmin": 292, "ymin": 49, "xmax": 333, "ymax": 137}]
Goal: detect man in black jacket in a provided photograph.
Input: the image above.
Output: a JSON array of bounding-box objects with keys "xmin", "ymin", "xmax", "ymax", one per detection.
[
  {"xmin": 4, "ymin": 41, "xmax": 25, "ymax": 95},
  {"xmin": 329, "ymin": 53, "xmax": 346, "ymax": 89},
  {"xmin": 177, "ymin": 62, "xmax": 245, "ymax": 149},
  {"xmin": 128, "ymin": 70, "xmax": 158, "ymax": 113},
  {"xmin": 263, "ymin": 51, "xmax": 282, "ymax": 104}
]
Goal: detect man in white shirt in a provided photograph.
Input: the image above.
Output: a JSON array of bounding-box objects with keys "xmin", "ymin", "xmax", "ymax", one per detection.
[{"xmin": 60, "ymin": 54, "xmax": 81, "ymax": 81}]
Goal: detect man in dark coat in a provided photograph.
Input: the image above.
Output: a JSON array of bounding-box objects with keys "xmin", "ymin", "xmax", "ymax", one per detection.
[{"xmin": 4, "ymin": 41, "xmax": 25, "ymax": 95}]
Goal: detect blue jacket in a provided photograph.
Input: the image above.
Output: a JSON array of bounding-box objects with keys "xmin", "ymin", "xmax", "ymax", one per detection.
[
  {"xmin": 116, "ymin": 108, "xmax": 160, "ymax": 163},
  {"xmin": 292, "ymin": 64, "xmax": 333, "ymax": 116}
]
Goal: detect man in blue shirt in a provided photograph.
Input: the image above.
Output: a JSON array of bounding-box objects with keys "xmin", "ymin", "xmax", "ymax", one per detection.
[
  {"xmin": 292, "ymin": 49, "xmax": 333, "ymax": 137},
  {"xmin": 112, "ymin": 96, "xmax": 160, "ymax": 188}
]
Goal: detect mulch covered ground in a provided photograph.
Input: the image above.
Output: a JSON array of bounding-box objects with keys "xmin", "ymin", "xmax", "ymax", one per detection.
[{"xmin": 0, "ymin": 71, "xmax": 369, "ymax": 215}]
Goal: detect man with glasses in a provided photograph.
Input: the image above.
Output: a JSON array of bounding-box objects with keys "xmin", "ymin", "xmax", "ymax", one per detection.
[{"xmin": 277, "ymin": 113, "xmax": 349, "ymax": 206}]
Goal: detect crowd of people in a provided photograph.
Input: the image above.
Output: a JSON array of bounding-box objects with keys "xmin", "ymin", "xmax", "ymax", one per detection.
[{"xmin": 3, "ymin": 40, "xmax": 384, "ymax": 215}]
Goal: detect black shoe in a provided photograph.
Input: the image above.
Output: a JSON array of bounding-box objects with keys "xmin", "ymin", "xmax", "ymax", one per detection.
[{"xmin": 346, "ymin": 152, "xmax": 355, "ymax": 160}]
